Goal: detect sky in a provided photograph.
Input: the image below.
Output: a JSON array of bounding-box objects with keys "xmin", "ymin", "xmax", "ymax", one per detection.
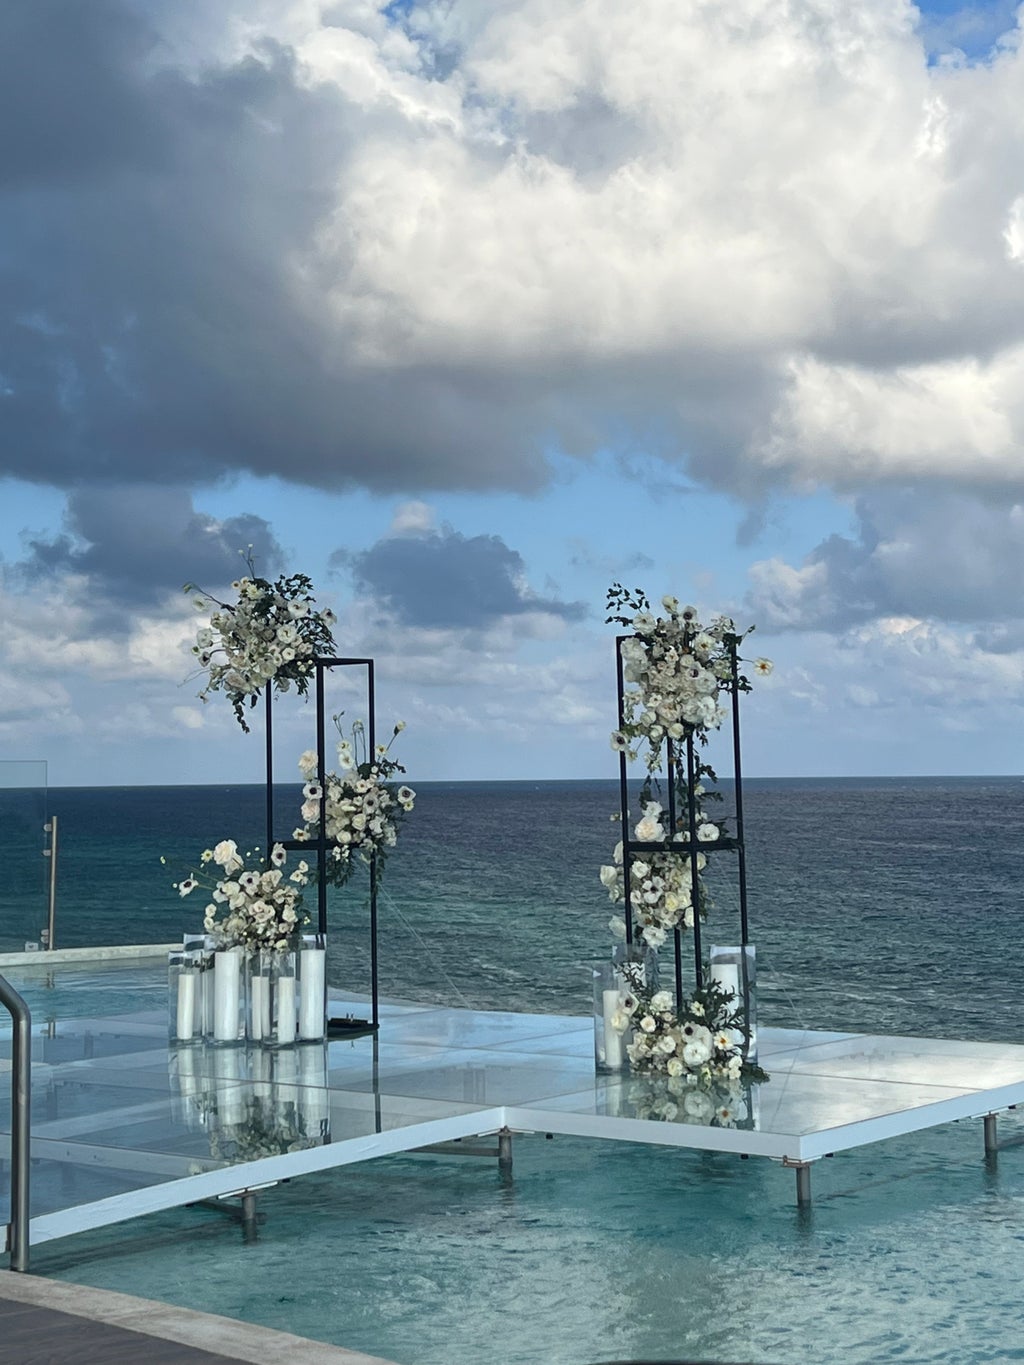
[{"xmin": 2, "ymin": 0, "xmax": 1024, "ymax": 786}]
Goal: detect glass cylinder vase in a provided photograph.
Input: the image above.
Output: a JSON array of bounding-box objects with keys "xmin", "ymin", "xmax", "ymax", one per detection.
[
  {"xmin": 211, "ymin": 945, "xmax": 245, "ymax": 1044},
  {"xmin": 593, "ymin": 943, "xmax": 659, "ymax": 1073},
  {"xmin": 168, "ymin": 947, "xmax": 201, "ymax": 1044},
  {"xmin": 708, "ymin": 943, "xmax": 757, "ymax": 1062},
  {"xmin": 247, "ymin": 948, "xmax": 298, "ymax": 1046}
]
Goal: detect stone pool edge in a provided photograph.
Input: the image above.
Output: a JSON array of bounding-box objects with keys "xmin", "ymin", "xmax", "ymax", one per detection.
[
  {"xmin": 0, "ymin": 944, "xmax": 177, "ymax": 967},
  {"xmin": 0, "ymin": 1269, "xmax": 402, "ymax": 1365}
]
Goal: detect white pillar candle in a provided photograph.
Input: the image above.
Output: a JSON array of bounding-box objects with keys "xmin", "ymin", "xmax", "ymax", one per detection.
[
  {"xmin": 250, "ymin": 973, "xmax": 269, "ymax": 1042},
  {"xmin": 175, "ymin": 971, "xmax": 196, "ymax": 1041},
  {"xmin": 275, "ymin": 973, "xmax": 297, "ymax": 1045},
  {"xmin": 213, "ymin": 948, "xmax": 242, "ymax": 1042},
  {"xmin": 200, "ymin": 963, "xmax": 214, "ymax": 1037},
  {"xmin": 298, "ymin": 947, "xmax": 326, "ymax": 1041},
  {"xmin": 602, "ymin": 988, "xmax": 625, "ymax": 1070},
  {"xmin": 710, "ymin": 962, "xmax": 742, "ymax": 1047},
  {"xmin": 710, "ymin": 961, "xmax": 740, "ymax": 1000}
]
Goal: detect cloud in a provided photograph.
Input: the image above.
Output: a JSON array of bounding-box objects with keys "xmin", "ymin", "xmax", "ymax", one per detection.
[
  {"xmin": 15, "ymin": 486, "xmax": 284, "ymax": 609},
  {"xmin": 746, "ymin": 488, "xmax": 1024, "ymax": 631},
  {"xmin": 347, "ymin": 520, "xmax": 586, "ymax": 628},
  {"xmin": 4, "ymin": 0, "xmax": 1024, "ymax": 506}
]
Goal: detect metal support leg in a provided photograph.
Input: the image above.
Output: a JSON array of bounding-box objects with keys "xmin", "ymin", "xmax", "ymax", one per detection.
[
  {"xmin": 984, "ymin": 1113, "xmax": 998, "ymax": 1155},
  {"xmin": 784, "ymin": 1159, "xmax": 812, "ymax": 1207},
  {"xmin": 241, "ymin": 1191, "xmax": 259, "ymax": 1244},
  {"xmin": 497, "ymin": 1127, "xmax": 513, "ymax": 1174}
]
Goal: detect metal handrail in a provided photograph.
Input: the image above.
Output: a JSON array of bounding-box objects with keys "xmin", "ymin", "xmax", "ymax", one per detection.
[{"xmin": 0, "ymin": 973, "xmax": 31, "ymax": 1270}]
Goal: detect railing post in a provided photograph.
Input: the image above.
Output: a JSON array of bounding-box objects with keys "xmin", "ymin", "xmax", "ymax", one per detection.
[
  {"xmin": 42, "ymin": 815, "xmax": 58, "ymax": 951},
  {"xmin": 0, "ymin": 973, "xmax": 31, "ymax": 1270}
]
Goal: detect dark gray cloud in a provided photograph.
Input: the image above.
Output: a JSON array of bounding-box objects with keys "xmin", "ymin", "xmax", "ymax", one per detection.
[
  {"xmin": 746, "ymin": 488, "xmax": 1024, "ymax": 632},
  {"xmin": 0, "ymin": 1, "xmax": 557, "ymax": 496},
  {"xmin": 16, "ymin": 486, "xmax": 283, "ymax": 606},
  {"xmin": 346, "ymin": 527, "xmax": 586, "ymax": 628}
]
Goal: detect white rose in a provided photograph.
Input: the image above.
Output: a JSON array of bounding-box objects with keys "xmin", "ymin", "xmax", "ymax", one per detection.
[
  {"xmin": 650, "ymin": 990, "xmax": 673, "ymax": 1012},
  {"xmin": 683, "ymin": 1038, "xmax": 712, "ymax": 1067}
]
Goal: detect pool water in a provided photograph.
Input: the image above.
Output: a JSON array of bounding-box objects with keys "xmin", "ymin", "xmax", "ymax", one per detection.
[
  {"xmin": 1, "ymin": 961, "xmax": 169, "ymax": 1023},
  {"xmin": 26, "ymin": 1076, "xmax": 1024, "ymax": 1364}
]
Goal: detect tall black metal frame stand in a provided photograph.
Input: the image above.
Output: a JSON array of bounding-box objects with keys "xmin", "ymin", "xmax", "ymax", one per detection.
[
  {"xmin": 616, "ymin": 637, "xmax": 750, "ymax": 1008},
  {"xmin": 263, "ymin": 656, "xmax": 380, "ymax": 1031}
]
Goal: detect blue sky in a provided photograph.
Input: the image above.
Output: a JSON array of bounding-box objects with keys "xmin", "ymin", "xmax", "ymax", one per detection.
[{"xmin": 2, "ymin": 0, "xmax": 1024, "ymax": 786}]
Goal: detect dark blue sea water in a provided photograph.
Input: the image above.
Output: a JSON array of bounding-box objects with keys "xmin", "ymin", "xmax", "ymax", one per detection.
[{"xmin": 4, "ymin": 776, "xmax": 1024, "ymax": 1040}]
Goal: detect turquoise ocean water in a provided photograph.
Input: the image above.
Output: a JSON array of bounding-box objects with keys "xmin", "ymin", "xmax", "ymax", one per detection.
[{"xmin": 5, "ymin": 777, "xmax": 1024, "ymax": 1364}]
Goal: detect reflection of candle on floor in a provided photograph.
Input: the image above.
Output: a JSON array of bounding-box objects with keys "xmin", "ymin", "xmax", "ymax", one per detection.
[
  {"xmin": 276, "ymin": 975, "xmax": 296, "ymax": 1045},
  {"xmin": 299, "ymin": 1043, "xmax": 330, "ymax": 1131},
  {"xmin": 602, "ymin": 989, "xmax": 625, "ymax": 1070},
  {"xmin": 176, "ymin": 971, "xmax": 196, "ymax": 1041},
  {"xmin": 213, "ymin": 1047, "xmax": 244, "ymax": 1125}
]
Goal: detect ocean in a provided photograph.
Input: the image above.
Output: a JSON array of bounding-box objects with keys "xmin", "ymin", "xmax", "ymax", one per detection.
[
  {"xmin": 8, "ymin": 776, "xmax": 1024, "ymax": 1365},
  {"xmin": 4, "ymin": 775, "xmax": 1024, "ymax": 1042}
]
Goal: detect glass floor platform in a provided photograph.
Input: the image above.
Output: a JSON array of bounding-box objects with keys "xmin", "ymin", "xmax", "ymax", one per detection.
[{"xmin": 4, "ymin": 992, "xmax": 1024, "ymax": 1246}]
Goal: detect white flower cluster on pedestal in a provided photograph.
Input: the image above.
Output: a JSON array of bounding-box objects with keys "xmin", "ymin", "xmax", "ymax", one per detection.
[
  {"xmin": 293, "ymin": 717, "xmax": 415, "ymax": 887},
  {"xmin": 185, "ymin": 555, "xmax": 337, "ymax": 732},
  {"xmin": 174, "ymin": 839, "xmax": 310, "ymax": 950}
]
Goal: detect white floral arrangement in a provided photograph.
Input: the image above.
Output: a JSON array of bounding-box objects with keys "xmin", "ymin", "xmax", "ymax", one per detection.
[
  {"xmin": 606, "ymin": 583, "xmax": 771, "ymax": 772},
  {"xmin": 613, "ymin": 977, "xmax": 768, "ymax": 1085},
  {"xmin": 185, "ymin": 553, "xmax": 337, "ymax": 732},
  {"xmin": 601, "ymin": 832, "xmax": 707, "ymax": 949},
  {"xmin": 293, "ymin": 717, "xmax": 415, "ymax": 887},
  {"xmin": 600, "ymin": 584, "xmax": 771, "ymax": 947},
  {"xmin": 173, "ymin": 839, "xmax": 310, "ymax": 951}
]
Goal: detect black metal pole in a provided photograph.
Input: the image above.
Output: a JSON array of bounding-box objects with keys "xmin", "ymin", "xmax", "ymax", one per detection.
[
  {"xmin": 667, "ymin": 739, "xmax": 683, "ymax": 1005},
  {"xmin": 615, "ymin": 637, "xmax": 634, "ymax": 943},
  {"xmin": 367, "ymin": 661, "xmax": 379, "ymax": 1028},
  {"xmin": 730, "ymin": 643, "xmax": 750, "ymax": 945},
  {"xmin": 265, "ymin": 685, "xmax": 274, "ymax": 858},
  {"xmin": 316, "ymin": 661, "xmax": 328, "ymax": 939},
  {"xmin": 686, "ymin": 734, "xmax": 703, "ymax": 990}
]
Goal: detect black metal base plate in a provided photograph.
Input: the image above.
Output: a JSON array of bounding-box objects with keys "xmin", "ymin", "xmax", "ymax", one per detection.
[{"xmin": 327, "ymin": 1017, "xmax": 379, "ymax": 1038}]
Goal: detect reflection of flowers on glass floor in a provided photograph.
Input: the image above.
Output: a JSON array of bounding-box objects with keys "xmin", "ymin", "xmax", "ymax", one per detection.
[
  {"xmin": 626, "ymin": 1075, "xmax": 759, "ymax": 1129},
  {"xmin": 208, "ymin": 1093, "xmax": 325, "ymax": 1163}
]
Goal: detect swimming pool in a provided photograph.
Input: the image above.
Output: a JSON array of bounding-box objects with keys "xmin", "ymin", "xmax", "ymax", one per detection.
[{"xmin": 5, "ymin": 960, "xmax": 1024, "ymax": 1365}]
